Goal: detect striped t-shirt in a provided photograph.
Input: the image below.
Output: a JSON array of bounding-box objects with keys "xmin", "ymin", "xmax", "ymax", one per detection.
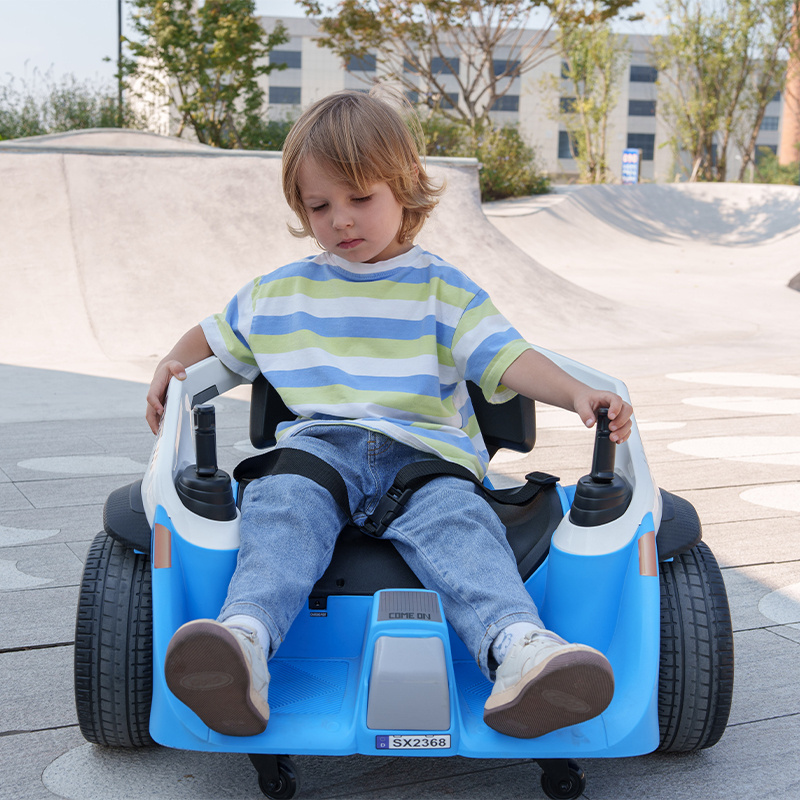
[{"xmin": 201, "ymin": 245, "xmax": 532, "ymax": 478}]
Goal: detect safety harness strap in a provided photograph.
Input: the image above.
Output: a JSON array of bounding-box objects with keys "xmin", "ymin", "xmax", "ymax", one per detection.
[
  {"xmin": 233, "ymin": 448, "xmax": 352, "ymax": 520},
  {"xmin": 361, "ymin": 461, "xmax": 558, "ymax": 537},
  {"xmin": 233, "ymin": 449, "xmax": 557, "ymax": 538}
]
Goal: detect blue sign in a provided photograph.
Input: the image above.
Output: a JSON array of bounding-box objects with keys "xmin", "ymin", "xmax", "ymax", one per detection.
[{"xmin": 622, "ymin": 148, "xmax": 641, "ymax": 184}]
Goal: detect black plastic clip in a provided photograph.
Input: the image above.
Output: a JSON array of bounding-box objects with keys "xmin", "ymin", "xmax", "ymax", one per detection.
[{"xmin": 362, "ymin": 485, "xmax": 415, "ymax": 537}]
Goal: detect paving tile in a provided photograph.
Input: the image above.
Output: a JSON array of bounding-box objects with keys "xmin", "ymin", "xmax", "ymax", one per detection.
[
  {"xmin": 0, "ymin": 586, "xmax": 78, "ymax": 649},
  {"xmin": 0, "ymin": 483, "xmax": 34, "ymax": 513},
  {"xmin": 722, "ymin": 562, "xmax": 800, "ymax": 632},
  {"xmin": 728, "ymin": 628, "xmax": 800, "ymax": 727},
  {"xmin": 15, "ymin": 475, "xmax": 139, "ymax": 510},
  {"xmin": 0, "ymin": 504, "xmax": 103, "ymax": 547},
  {"xmin": 0, "ymin": 646, "xmax": 76, "ymax": 733},
  {"xmin": 0, "ymin": 727, "xmax": 84, "ymax": 800},
  {"xmin": 703, "ymin": 516, "xmax": 800, "ymax": 569},
  {"xmin": 0, "ymin": 542, "xmax": 83, "ymax": 593}
]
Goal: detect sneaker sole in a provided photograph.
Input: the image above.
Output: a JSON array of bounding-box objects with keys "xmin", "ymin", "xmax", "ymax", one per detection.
[
  {"xmin": 164, "ymin": 620, "xmax": 269, "ymax": 737},
  {"xmin": 483, "ymin": 648, "xmax": 614, "ymax": 739}
]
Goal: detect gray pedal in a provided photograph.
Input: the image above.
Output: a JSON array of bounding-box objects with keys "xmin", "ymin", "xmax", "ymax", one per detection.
[{"xmin": 367, "ymin": 636, "xmax": 450, "ymax": 730}]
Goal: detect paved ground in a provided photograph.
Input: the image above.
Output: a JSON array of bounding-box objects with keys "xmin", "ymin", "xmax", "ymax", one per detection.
[{"xmin": 1, "ymin": 131, "xmax": 799, "ymax": 799}]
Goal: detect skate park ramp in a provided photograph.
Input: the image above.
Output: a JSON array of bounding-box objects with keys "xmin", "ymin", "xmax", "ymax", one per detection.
[
  {"xmin": 0, "ymin": 128, "xmax": 717, "ymax": 386},
  {"xmin": 2, "ymin": 128, "xmax": 799, "ymax": 382},
  {"xmin": 486, "ymin": 181, "xmax": 800, "ymax": 371}
]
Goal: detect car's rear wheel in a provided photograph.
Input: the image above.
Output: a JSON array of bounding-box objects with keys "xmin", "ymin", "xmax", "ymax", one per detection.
[
  {"xmin": 74, "ymin": 531, "xmax": 155, "ymax": 747},
  {"xmin": 657, "ymin": 541, "xmax": 734, "ymax": 752}
]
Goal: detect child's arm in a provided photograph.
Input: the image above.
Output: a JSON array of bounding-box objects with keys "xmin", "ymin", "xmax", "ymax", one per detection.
[
  {"xmin": 145, "ymin": 324, "xmax": 214, "ymax": 434},
  {"xmin": 500, "ymin": 349, "xmax": 633, "ymax": 444}
]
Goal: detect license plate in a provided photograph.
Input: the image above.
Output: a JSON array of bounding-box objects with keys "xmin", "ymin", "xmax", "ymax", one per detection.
[{"xmin": 376, "ymin": 734, "xmax": 451, "ymax": 750}]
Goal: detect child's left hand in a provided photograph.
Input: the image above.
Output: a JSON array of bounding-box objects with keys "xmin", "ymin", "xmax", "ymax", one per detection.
[{"xmin": 574, "ymin": 389, "xmax": 633, "ymax": 443}]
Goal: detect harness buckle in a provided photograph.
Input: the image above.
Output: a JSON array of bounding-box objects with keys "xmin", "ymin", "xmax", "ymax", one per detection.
[{"xmin": 362, "ymin": 485, "xmax": 413, "ymax": 538}]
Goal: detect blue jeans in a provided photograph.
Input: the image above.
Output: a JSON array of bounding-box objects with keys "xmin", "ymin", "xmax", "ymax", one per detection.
[{"xmin": 219, "ymin": 425, "xmax": 544, "ymax": 678}]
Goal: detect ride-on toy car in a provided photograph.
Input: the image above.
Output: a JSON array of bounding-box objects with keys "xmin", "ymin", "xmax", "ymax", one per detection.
[{"xmin": 74, "ymin": 348, "xmax": 733, "ymax": 799}]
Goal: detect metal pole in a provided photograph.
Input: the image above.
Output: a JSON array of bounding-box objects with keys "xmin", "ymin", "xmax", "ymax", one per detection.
[{"xmin": 118, "ymin": 0, "xmax": 123, "ymax": 126}]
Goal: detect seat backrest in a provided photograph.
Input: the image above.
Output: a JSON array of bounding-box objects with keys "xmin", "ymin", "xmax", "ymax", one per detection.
[{"xmin": 249, "ymin": 375, "xmax": 535, "ymax": 456}]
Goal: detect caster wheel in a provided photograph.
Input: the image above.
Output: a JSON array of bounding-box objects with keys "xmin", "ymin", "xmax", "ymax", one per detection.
[
  {"xmin": 540, "ymin": 760, "xmax": 585, "ymax": 800},
  {"xmin": 256, "ymin": 756, "xmax": 299, "ymax": 799}
]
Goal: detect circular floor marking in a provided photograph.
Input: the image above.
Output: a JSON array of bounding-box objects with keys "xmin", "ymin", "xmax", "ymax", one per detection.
[
  {"xmin": 682, "ymin": 396, "xmax": 800, "ymax": 415},
  {"xmin": 0, "ymin": 558, "xmax": 52, "ymax": 589},
  {"xmin": 42, "ymin": 743, "xmax": 256, "ymax": 800},
  {"xmin": 758, "ymin": 582, "xmax": 800, "ymax": 630},
  {"xmin": 667, "ymin": 372, "xmax": 800, "ymax": 389},
  {"xmin": 740, "ymin": 484, "xmax": 800, "ymax": 514},
  {"xmin": 668, "ymin": 436, "xmax": 800, "ymax": 465},
  {"xmin": 0, "ymin": 524, "xmax": 60, "ymax": 546},
  {"xmin": 17, "ymin": 455, "xmax": 148, "ymax": 475}
]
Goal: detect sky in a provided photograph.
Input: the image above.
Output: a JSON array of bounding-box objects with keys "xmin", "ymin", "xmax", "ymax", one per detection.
[{"xmin": 0, "ymin": 0, "xmax": 664, "ymax": 88}]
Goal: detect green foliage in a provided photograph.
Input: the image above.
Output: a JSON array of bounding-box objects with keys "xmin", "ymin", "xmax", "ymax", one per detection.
[
  {"xmin": 0, "ymin": 71, "xmax": 130, "ymax": 140},
  {"xmin": 420, "ymin": 115, "xmax": 550, "ymax": 200},
  {"xmin": 548, "ymin": 2, "xmax": 628, "ymax": 183},
  {"xmin": 754, "ymin": 147, "xmax": 800, "ymax": 185},
  {"xmin": 125, "ymin": 0, "xmax": 288, "ymax": 148},
  {"xmin": 653, "ymin": 0, "xmax": 797, "ymax": 182},
  {"xmin": 298, "ymin": 0, "xmax": 638, "ymax": 127},
  {"xmin": 237, "ymin": 117, "xmax": 295, "ymax": 151}
]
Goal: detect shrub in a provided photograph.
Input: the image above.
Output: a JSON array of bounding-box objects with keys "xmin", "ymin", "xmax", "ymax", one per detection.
[
  {"xmin": 419, "ymin": 114, "xmax": 550, "ymax": 201},
  {"xmin": 238, "ymin": 117, "xmax": 294, "ymax": 151},
  {"xmin": 0, "ymin": 70, "xmax": 128, "ymax": 140},
  {"xmin": 754, "ymin": 147, "xmax": 799, "ymax": 186}
]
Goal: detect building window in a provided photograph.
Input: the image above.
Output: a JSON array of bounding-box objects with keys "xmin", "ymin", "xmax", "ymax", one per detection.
[
  {"xmin": 630, "ymin": 65, "xmax": 658, "ymax": 83},
  {"xmin": 558, "ymin": 130, "xmax": 578, "ymax": 159},
  {"xmin": 629, "ymin": 100, "xmax": 656, "ymax": 116},
  {"xmin": 491, "ymin": 95, "xmax": 519, "ymax": 112},
  {"xmin": 431, "ymin": 56, "xmax": 459, "ymax": 75},
  {"xmin": 493, "ymin": 59, "xmax": 521, "ymax": 77},
  {"xmin": 348, "ymin": 53, "xmax": 376, "ymax": 71},
  {"xmin": 761, "ymin": 116, "xmax": 780, "ymax": 131},
  {"xmin": 269, "ymin": 50, "xmax": 301, "ymax": 69},
  {"xmin": 627, "ymin": 133, "xmax": 655, "ymax": 161},
  {"xmin": 560, "ymin": 97, "xmax": 577, "ymax": 113},
  {"xmin": 269, "ymin": 86, "xmax": 301, "ymax": 105},
  {"xmin": 405, "ymin": 90, "xmax": 419, "ymax": 104}
]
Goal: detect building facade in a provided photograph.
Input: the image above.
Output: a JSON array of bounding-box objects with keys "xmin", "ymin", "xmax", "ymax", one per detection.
[{"xmin": 148, "ymin": 14, "xmax": 792, "ymax": 183}]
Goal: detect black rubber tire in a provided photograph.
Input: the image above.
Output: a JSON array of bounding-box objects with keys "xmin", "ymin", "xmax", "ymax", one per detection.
[
  {"xmin": 257, "ymin": 756, "xmax": 300, "ymax": 799},
  {"xmin": 74, "ymin": 531, "xmax": 155, "ymax": 747},
  {"xmin": 540, "ymin": 760, "xmax": 586, "ymax": 800},
  {"xmin": 657, "ymin": 541, "xmax": 734, "ymax": 752}
]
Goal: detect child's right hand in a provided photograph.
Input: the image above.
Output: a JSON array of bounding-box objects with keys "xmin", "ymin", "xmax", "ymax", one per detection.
[{"xmin": 145, "ymin": 360, "xmax": 187, "ymax": 434}]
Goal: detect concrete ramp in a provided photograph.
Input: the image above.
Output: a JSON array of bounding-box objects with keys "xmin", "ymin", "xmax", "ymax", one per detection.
[
  {"xmin": 1, "ymin": 129, "xmax": 641, "ymax": 383},
  {"xmin": 487, "ymin": 182, "xmax": 800, "ymax": 372}
]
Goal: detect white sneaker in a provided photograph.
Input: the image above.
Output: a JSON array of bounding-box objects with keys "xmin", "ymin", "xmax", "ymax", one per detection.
[
  {"xmin": 165, "ymin": 619, "xmax": 270, "ymax": 736},
  {"xmin": 483, "ymin": 631, "xmax": 614, "ymax": 739}
]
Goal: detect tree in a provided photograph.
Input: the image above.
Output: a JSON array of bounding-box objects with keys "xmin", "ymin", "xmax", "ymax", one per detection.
[
  {"xmin": 125, "ymin": 0, "xmax": 288, "ymax": 148},
  {"xmin": 652, "ymin": 0, "xmax": 799, "ymax": 182},
  {"xmin": 297, "ymin": 0, "xmax": 638, "ymax": 127},
  {"xmin": 546, "ymin": 2, "xmax": 629, "ymax": 182},
  {"xmin": 733, "ymin": 0, "xmax": 800, "ymax": 179}
]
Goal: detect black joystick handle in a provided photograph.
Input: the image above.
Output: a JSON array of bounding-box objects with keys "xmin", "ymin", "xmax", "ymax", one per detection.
[
  {"xmin": 590, "ymin": 408, "xmax": 616, "ymax": 483},
  {"xmin": 569, "ymin": 407, "xmax": 632, "ymax": 527},
  {"xmin": 193, "ymin": 404, "xmax": 218, "ymax": 477}
]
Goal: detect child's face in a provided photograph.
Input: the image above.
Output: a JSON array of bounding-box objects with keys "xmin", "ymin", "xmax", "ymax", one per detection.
[{"xmin": 297, "ymin": 158, "xmax": 412, "ymax": 264}]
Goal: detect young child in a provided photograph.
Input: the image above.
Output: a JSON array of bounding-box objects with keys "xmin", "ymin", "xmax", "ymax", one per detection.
[{"xmin": 146, "ymin": 89, "xmax": 633, "ymax": 740}]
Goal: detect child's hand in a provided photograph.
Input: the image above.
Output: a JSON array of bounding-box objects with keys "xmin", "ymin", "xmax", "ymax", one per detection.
[
  {"xmin": 145, "ymin": 360, "xmax": 187, "ymax": 434},
  {"xmin": 574, "ymin": 390, "xmax": 633, "ymax": 444}
]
